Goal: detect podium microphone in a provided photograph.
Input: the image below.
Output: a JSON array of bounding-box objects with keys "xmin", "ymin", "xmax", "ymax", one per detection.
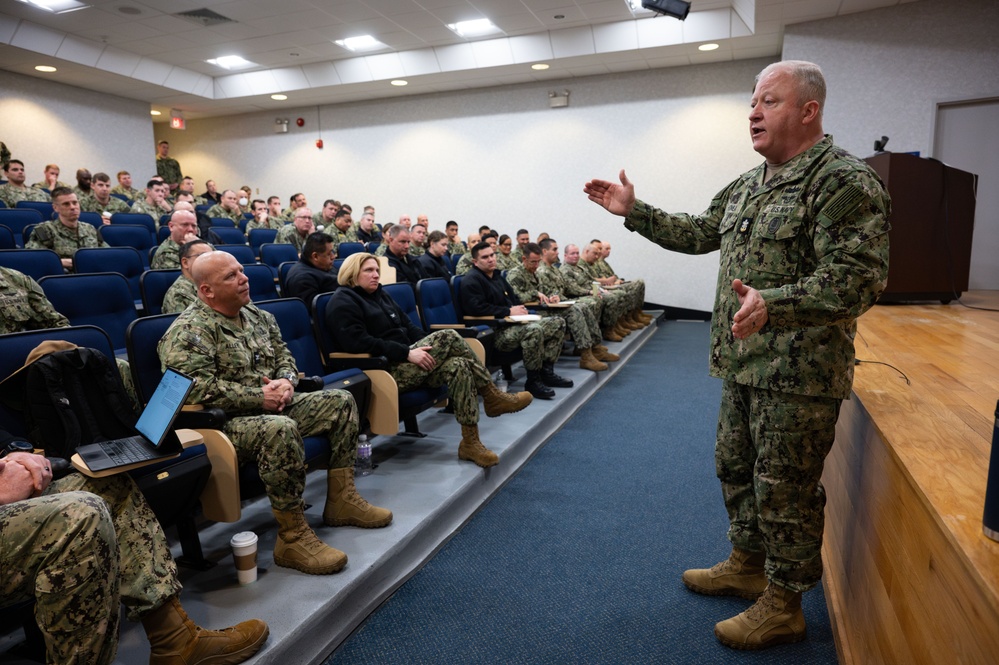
[{"xmin": 874, "ymin": 135, "xmax": 889, "ymax": 152}]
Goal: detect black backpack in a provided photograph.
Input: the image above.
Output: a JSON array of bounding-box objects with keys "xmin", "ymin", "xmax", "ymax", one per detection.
[{"xmin": 23, "ymin": 347, "xmax": 138, "ymax": 459}]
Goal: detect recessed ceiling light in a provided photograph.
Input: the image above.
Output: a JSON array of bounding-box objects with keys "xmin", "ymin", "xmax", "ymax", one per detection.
[
  {"xmin": 34, "ymin": 65, "xmax": 57, "ymax": 73},
  {"xmin": 531, "ymin": 63, "xmax": 549, "ymax": 71},
  {"xmin": 206, "ymin": 55, "xmax": 255, "ymax": 70},
  {"xmin": 390, "ymin": 80, "xmax": 408, "ymax": 87},
  {"xmin": 17, "ymin": 0, "xmax": 90, "ymax": 14},
  {"xmin": 271, "ymin": 94, "xmax": 288, "ymax": 101},
  {"xmin": 698, "ymin": 43, "xmax": 720, "ymax": 51},
  {"xmin": 334, "ymin": 35, "xmax": 384, "ymax": 52},
  {"xmin": 150, "ymin": 110, "xmax": 162, "ymax": 116},
  {"xmin": 554, "ymin": 14, "xmax": 564, "ymax": 19},
  {"xmin": 446, "ymin": 18, "xmax": 499, "ymax": 37}
]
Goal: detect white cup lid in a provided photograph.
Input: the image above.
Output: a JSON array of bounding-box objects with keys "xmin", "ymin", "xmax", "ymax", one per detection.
[{"xmin": 230, "ymin": 531, "xmax": 258, "ymax": 548}]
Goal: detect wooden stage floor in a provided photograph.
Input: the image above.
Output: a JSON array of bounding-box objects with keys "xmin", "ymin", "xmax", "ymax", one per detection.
[{"xmin": 822, "ymin": 290, "xmax": 999, "ymax": 664}]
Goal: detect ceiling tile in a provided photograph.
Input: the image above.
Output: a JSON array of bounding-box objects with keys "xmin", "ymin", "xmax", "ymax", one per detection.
[
  {"xmin": 55, "ymin": 35, "xmax": 105, "ymax": 68},
  {"xmin": 434, "ymin": 42, "xmax": 476, "ymax": 72},
  {"xmin": 550, "ymin": 26, "xmax": 595, "ymax": 58},
  {"xmin": 334, "ymin": 57, "xmax": 374, "ymax": 83},
  {"xmin": 508, "ymin": 33, "xmax": 554, "ymax": 62},
  {"xmin": 471, "ymin": 38, "xmax": 514, "ymax": 67},
  {"xmin": 592, "ymin": 20, "xmax": 638, "ymax": 53},
  {"xmin": 301, "ymin": 61, "xmax": 343, "ymax": 87},
  {"xmin": 10, "ymin": 21, "xmax": 66, "ymax": 56}
]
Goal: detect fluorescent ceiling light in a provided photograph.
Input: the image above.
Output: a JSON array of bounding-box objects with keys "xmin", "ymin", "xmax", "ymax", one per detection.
[
  {"xmin": 390, "ymin": 80, "xmax": 408, "ymax": 86},
  {"xmin": 18, "ymin": 0, "xmax": 90, "ymax": 14},
  {"xmin": 271, "ymin": 94, "xmax": 288, "ymax": 100},
  {"xmin": 334, "ymin": 35, "xmax": 384, "ymax": 52},
  {"xmin": 150, "ymin": 110, "xmax": 162, "ymax": 116},
  {"xmin": 206, "ymin": 55, "xmax": 255, "ymax": 70},
  {"xmin": 531, "ymin": 63, "xmax": 549, "ymax": 71},
  {"xmin": 446, "ymin": 19, "xmax": 499, "ymax": 37},
  {"xmin": 698, "ymin": 43, "xmax": 719, "ymax": 51},
  {"xmin": 34, "ymin": 65, "xmax": 58, "ymax": 72}
]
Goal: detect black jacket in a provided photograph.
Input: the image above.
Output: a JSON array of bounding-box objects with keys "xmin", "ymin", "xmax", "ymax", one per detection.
[
  {"xmin": 326, "ymin": 285, "xmax": 425, "ymax": 362},
  {"xmin": 284, "ymin": 259, "xmax": 338, "ymax": 309},
  {"xmin": 416, "ymin": 252, "xmax": 451, "ymax": 280},
  {"xmin": 385, "ymin": 249, "xmax": 422, "ymax": 286},
  {"xmin": 460, "ymin": 266, "xmax": 521, "ymax": 318}
]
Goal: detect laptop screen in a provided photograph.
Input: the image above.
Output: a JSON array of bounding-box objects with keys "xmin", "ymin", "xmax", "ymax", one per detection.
[{"xmin": 134, "ymin": 368, "xmax": 195, "ymax": 448}]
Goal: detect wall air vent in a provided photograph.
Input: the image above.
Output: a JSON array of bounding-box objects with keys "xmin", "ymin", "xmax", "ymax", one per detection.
[{"xmin": 173, "ymin": 8, "xmax": 236, "ymax": 27}]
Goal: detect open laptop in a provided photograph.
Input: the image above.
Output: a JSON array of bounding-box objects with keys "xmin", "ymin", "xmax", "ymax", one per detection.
[{"xmin": 76, "ymin": 368, "xmax": 195, "ymax": 472}]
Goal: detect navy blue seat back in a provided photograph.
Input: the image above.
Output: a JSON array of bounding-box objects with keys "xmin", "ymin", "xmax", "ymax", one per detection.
[
  {"xmin": 74, "ymin": 247, "xmax": 145, "ymax": 301},
  {"xmin": 109, "ymin": 212, "xmax": 156, "ymax": 240},
  {"xmin": 140, "ymin": 269, "xmax": 181, "ymax": 316},
  {"xmin": 337, "ymin": 242, "xmax": 364, "ymax": 258},
  {"xmin": 0, "ymin": 248, "xmax": 64, "ymax": 281},
  {"xmin": 0, "ymin": 225, "xmax": 14, "ymax": 250},
  {"xmin": 157, "ymin": 226, "xmax": 171, "ymax": 242},
  {"xmin": 416, "ymin": 277, "xmax": 460, "ymax": 328},
  {"xmin": 216, "ymin": 244, "xmax": 256, "ymax": 265},
  {"xmin": 211, "ymin": 226, "xmax": 246, "ymax": 244},
  {"xmin": 259, "ymin": 243, "xmax": 298, "ymax": 270},
  {"xmin": 248, "ymin": 228, "xmax": 278, "ymax": 256},
  {"xmin": 278, "ymin": 261, "xmax": 295, "ymax": 293},
  {"xmin": 384, "ymin": 282, "xmax": 422, "ymax": 330},
  {"xmin": 244, "ymin": 263, "xmax": 279, "ymax": 301},
  {"xmin": 99, "ymin": 224, "xmax": 155, "ymax": 267},
  {"xmin": 15, "ymin": 200, "xmax": 54, "ymax": 220},
  {"xmin": 39, "ymin": 272, "xmax": 137, "ymax": 351},
  {"xmin": 209, "ymin": 217, "xmax": 236, "ymax": 228},
  {"xmin": 254, "ymin": 298, "xmax": 326, "ymax": 377},
  {"xmin": 78, "ymin": 212, "xmax": 104, "ymax": 229},
  {"xmin": 0, "ymin": 208, "xmax": 43, "ymax": 246},
  {"xmin": 125, "ymin": 313, "xmax": 178, "ymax": 402}
]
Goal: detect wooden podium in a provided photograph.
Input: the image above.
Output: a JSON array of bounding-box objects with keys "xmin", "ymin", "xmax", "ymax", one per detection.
[{"xmin": 865, "ymin": 153, "xmax": 977, "ymax": 303}]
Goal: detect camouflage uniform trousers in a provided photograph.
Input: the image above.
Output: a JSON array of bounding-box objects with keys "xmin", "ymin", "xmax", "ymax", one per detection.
[
  {"xmin": 597, "ymin": 289, "xmax": 631, "ymax": 329},
  {"xmin": 715, "ymin": 380, "xmax": 841, "ymax": 592},
  {"xmin": 543, "ymin": 299, "xmax": 601, "ymax": 349},
  {"xmin": 0, "ymin": 474, "xmax": 181, "ymax": 664},
  {"xmin": 223, "ymin": 389, "xmax": 359, "ymax": 511},
  {"xmin": 389, "ymin": 329, "xmax": 491, "ymax": 426},
  {"xmin": 618, "ymin": 278, "xmax": 646, "ymax": 311},
  {"xmin": 492, "ymin": 316, "xmax": 565, "ymax": 371}
]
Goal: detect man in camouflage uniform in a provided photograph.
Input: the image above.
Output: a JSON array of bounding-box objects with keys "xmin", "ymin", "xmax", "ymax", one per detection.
[
  {"xmin": 0, "ymin": 159, "xmax": 51, "ymax": 208},
  {"xmin": 205, "ymin": 189, "xmax": 244, "ymax": 226},
  {"xmin": 509, "ymin": 229, "xmax": 530, "ymax": 264},
  {"xmin": 80, "ymin": 172, "xmax": 130, "ymax": 217},
  {"xmin": 0, "ymin": 428, "xmax": 268, "ymax": 664},
  {"xmin": 112, "ymin": 170, "xmax": 142, "ymax": 200},
  {"xmin": 155, "ymin": 140, "xmax": 182, "ymax": 194},
  {"xmin": 560, "ymin": 244, "xmax": 632, "ymax": 342},
  {"xmin": 329, "ymin": 208, "xmax": 357, "ymax": 252},
  {"xmin": 582, "ymin": 240, "xmax": 650, "ymax": 332},
  {"xmin": 311, "ymin": 199, "xmax": 338, "ymax": 229},
  {"xmin": 73, "ymin": 168, "xmax": 93, "ymax": 200},
  {"xmin": 130, "ymin": 179, "xmax": 170, "ymax": 218},
  {"xmin": 445, "ymin": 220, "xmax": 465, "ymax": 256},
  {"xmin": 459, "ymin": 241, "xmax": 568, "ymax": 401},
  {"xmin": 275, "ymin": 209, "xmax": 315, "ymax": 255},
  {"xmin": 151, "ymin": 209, "xmax": 199, "ymax": 270},
  {"xmin": 158, "ymin": 251, "xmax": 391, "ymax": 576},
  {"xmin": 245, "ymin": 199, "xmax": 281, "ymax": 233},
  {"xmin": 26, "ymin": 187, "xmax": 108, "ymax": 271},
  {"xmin": 32, "ymin": 163, "xmax": 69, "ymax": 191},
  {"xmin": 507, "ymin": 242, "xmax": 609, "ymax": 373},
  {"xmin": 408, "ymin": 222, "xmax": 427, "ymax": 257},
  {"xmin": 161, "ymin": 239, "xmax": 212, "ymax": 315},
  {"xmin": 584, "ymin": 60, "xmax": 890, "ymax": 650},
  {"xmin": 536, "ymin": 238, "xmax": 621, "ymax": 364}
]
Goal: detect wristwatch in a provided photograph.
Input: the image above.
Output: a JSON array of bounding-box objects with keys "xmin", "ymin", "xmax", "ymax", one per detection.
[{"xmin": 0, "ymin": 441, "xmax": 34, "ymax": 458}]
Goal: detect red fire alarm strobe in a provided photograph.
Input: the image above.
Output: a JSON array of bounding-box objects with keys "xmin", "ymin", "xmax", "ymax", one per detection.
[
  {"xmin": 316, "ymin": 139, "xmax": 324, "ymax": 149},
  {"xmin": 296, "ymin": 118, "xmax": 305, "ymax": 127}
]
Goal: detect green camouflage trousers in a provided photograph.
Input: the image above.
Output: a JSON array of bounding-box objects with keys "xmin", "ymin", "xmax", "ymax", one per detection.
[
  {"xmin": 1, "ymin": 490, "xmax": 118, "ymax": 665},
  {"xmin": 493, "ymin": 316, "xmax": 565, "ymax": 370},
  {"xmin": 223, "ymin": 388, "xmax": 359, "ymax": 511},
  {"xmin": 391, "ymin": 329, "xmax": 491, "ymax": 426},
  {"xmin": 715, "ymin": 380, "xmax": 841, "ymax": 592},
  {"xmin": 544, "ymin": 299, "xmax": 600, "ymax": 349},
  {"xmin": 598, "ymin": 289, "xmax": 631, "ymax": 329}
]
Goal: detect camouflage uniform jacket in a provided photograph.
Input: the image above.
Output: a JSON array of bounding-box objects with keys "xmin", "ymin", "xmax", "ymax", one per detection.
[
  {"xmin": 505, "ymin": 266, "xmax": 543, "ymax": 304},
  {"xmin": 111, "ymin": 185, "xmax": 142, "ymax": 200},
  {"xmin": 0, "ymin": 266, "xmax": 69, "ymax": 334},
  {"xmin": 31, "ymin": 180, "xmax": 69, "ymax": 190},
  {"xmin": 129, "ymin": 199, "xmax": 166, "ymax": 218},
  {"xmin": 537, "ymin": 262, "xmax": 587, "ymax": 299},
  {"xmin": 161, "ymin": 276, "xmax": 198, "ymax": 315},
  {"xmin": 26, "ymin": 220, "xmax": 107, "ymax": 258},
  {"xmin": 275, "ymin": 225, "xmax": 307, "ymax": 254},
  {"xmin": 408, "ymin": 244, "xmax": 426, "ymax": 258},
  {"xmin": 454, "ymin": 253, "xmax": 473, "ymax": 276},
  {"xmin": 245, "ymin": 216, "xmax": 286, "ymax": 232},
  {"xmin": 447, "ymin": 240, "xmax": 466, "ymax": 256},
  {"xmin": 151, "ymin": 237, "xmax": 181, "ymax": 270},
  {"xmin": 156, "ymin": 156, "xmax": 182, "ymax": 187},
  {"xmin": 0, "ymin": 183, "xmax": 50, "ymax": 208},
  {"xmin": 157, "ymin": 299, "xmax": 299, "ymax": 415},
  {"xmin": 204, "ymin": 204, "xmax": 243, "ymax": 226},
  {"xmin": 560, "ymin": 261, "xmax": 596, "ymax": 295},
  {"xmin": 593, "ymin": 258, "xmax": 616, "ymax": 279},
  {"xmin": 79, "ymin": 194, "xmax": 130, "ymax": 215},
  {"xmin": 329, "ymin": 226, "xmax": 358, "ymax": 253},
  {"xmin": 496, "ymin": 252, "xmax": 519, "ymax": 272},
  {"xmin": 623, "ymin": 135, "xmax": 890, "ymax": 399}
]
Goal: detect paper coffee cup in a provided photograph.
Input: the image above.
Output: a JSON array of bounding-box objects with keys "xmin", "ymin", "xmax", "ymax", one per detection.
[{"xmin": 230, "ymin": 531, "xmax": 258, "ymax": 585}]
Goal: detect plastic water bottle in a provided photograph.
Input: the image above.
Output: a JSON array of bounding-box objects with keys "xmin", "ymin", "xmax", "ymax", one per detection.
[
  {"xmin": 493, "ymin": 370, "xmax": 508, "ymax": 393},
  {"xmin": 356, "ymin": 434, "xmax": 372, "ymax": 476}
]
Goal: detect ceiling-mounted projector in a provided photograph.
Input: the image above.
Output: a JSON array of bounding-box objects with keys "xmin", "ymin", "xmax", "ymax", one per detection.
[{"xmin": 642, "ymin": 0, "xmax": 691, "ymax": 20}]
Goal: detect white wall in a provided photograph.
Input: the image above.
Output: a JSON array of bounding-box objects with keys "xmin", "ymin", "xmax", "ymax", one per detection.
[{"xmin": 0, "ymin": 70, "xmax": 155, "ymax": 185}]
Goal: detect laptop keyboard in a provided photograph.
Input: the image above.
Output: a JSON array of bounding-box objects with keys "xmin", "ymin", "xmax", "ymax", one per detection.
[{"xmin": 99, "ymin": 436, "xmax": 157, "ymax": 464}]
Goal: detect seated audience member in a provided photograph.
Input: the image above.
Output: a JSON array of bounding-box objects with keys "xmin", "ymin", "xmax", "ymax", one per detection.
[
  {"xmin": 496, "ymin": 234, "xmax": 519, "ymax": 271},
  {"xmin": 597, "ymin": 241, "xmax": 651, "ymax": 327},
  {"xmin": 275, "ymin": 209, "xmax": 315, "ymax": 254},
  {"xmin": 584, "ymin": 240, "xmax": 650, "ymax": 329},
  {"xmin": 537, "ymin": 232, "xmax": 550, "ymax": 243},
  {"xmin": 177, "ymin": 175, "xmax": 206, "ymax": 205},
  {"xmin": 506, "ymin": 242, "xmax": 611, "ymax": 373},
  {"xmin": 353, "ymin": 212, "xmax": 381, "ymax": 245},
  {"xmin": 396, "ymin": 214, "xmax": 412, "ymax": 231},
  {"xmin": 383, "ymin": 224, "xmax": 423, "ymax": 286},
  {"xmin": 408, "ymin": 223, "xmax": 427, "ymax": 257},
  {"xmin": 561, "ymin": 243, "xmax": 635, "ymax": 340},
  {"xmin": 510, "ymin": 228, "xmax": 531, "ymax": 263},
  {"xmin": 0, "ymin": 265, "xmax": 70, "ymax": 334},
  {"xmin": 158, "ymin": 251, "xmax": 391, "ymax": 575},
  {"xmin": 312, "ymin": 199, "xmax": 338, "ymax": 230},
  {"xmin": 32, "ymin": 163, "xmax": 68, "ymax": 191},
  {"xmin": 327, "ymin": 253, "xmax": 532, "ymax": 467},
  {"xmin": 173, "ymin": 197, "xmax": 222, "ymax": 246},
  {"xmin": 262, "ymin": 196, "xmax": 286, "ymax": 224},
  {"xmin": 26, "ymin": 187, "xmax": 108, "ymax": 270},
  {"xmin": 445, "ymin": 220, "xmax": 465, "ymax": 256},
  {"xmin": 0, "ymin": 427, "xmax": 268, "ymax": 665},
  {"xmin": 416, "ymin": 230, "xmax": 451, "ymax": 280},
  {"xmin": 130, "ymin": 179, "xmax": 169, "ymax": 217},
  {"xmin": 283, "ymin": 193, "xmax": 308, "ymax": 221},
  {"xmin": 329, "ymin": 208, "xmax": 356, "ymax": 251},
  {"xmin": 200, "ymin": 179, "xmax": 222, "ymax": 205},
  {"xmin": 238, "ymin": 186, "xmax": 253, "ymax": 213},
  {"xmin": 459, "ymin": 241, "xmax": 569, "ymax": 400},
  {"xmin": 455, "ymin": 231, "xmax": 495, "ymax": 276},
  {"xmin": 161, "ymin": 239, "xmax": 214, "ymax": 314},
  {"xmin": 0, "ymin": 159, "xmax": 51, "ymax": 207},
  {"xmin": 112, "ymin": 170, "xmax": 142, "ymax": 200},
  {"xmin": 416, "ymin": 213, "xmax": 429, "ymax": 228},
  {"xmin": 372, "ymin": 222, "xmax": 393, "ymax": 257},
  {"xmin": 151, "ymin": 209, "xmax": 199, "ymax": 269},
  {"xmin": 477, "ymin": 225, "xmax": 491, "ymax": 237},
  {"xmin": 74, "ymin": 168, "xmax": 93, "ymax": 199},
  {"xmin": 80, "ymin": 172, "xmax": 130, "ymax": 217},
  {"xmin": 284, "ymin": 232, "xmax": 338, "ymax": 306},
  {"xmin": 244, "ymin": 199, "xmax": 272, "ymax": 232},
  {"xmin": 205, "ymin": 189, "xmax": 244, "ymax": 225}
]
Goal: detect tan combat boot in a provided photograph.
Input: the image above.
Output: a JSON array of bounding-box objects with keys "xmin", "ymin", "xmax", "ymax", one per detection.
[
  {"xmin": 602, "ymin": 327, "xmax": 623, "ymax": 343},
  {"xmin": 273, "ymin": 508, "xmax": 347, "ymax": 574},
  {"xmin": 621, "ymin": 313, "xmax": 643, "ymax": 330},
  {"xmin": 480, "ymin": 382, "xmax": 533, "ymax": 417},
  {"xmin": 714, "ymin": 583, "xmax": 806, "ymax": 650},
  {"xmin": 458, "ymin": 424, "xmax": 499, "ymax": 467},
  {"xmin": 579, "ymin": 347, "xmax": 609, "ymax": 372},
  {"xmin": 593, "ymin": 345, "xmax": 620, "ymax": 362},
  {"xmin": 323, "ymin": 467, "xmax": 393, "ymax": 528},
  {"xmin": 682, "ymin": 547, "xmax": 767, "ymax": 599},
  {"xmin": 142, "ymin": 596, "xmax": 269, "ymax": 665},
  {"xmin": 636, "ymin": 310, "xmax": 654, "ymax": 324},
  {"xmin": 612, "ymin": 322, "xmax": 632, "ymax": 337}
]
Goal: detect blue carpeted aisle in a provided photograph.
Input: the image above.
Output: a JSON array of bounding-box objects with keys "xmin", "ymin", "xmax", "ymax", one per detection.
[{"xmin": 325, "ymin": 322, "xmax": 838, "ymax": 665}]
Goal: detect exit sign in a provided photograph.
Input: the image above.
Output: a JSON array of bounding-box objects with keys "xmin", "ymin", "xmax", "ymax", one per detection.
[{"xmin": 170, "ymin": 116, "xmax": 186, "ymax": 130}]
